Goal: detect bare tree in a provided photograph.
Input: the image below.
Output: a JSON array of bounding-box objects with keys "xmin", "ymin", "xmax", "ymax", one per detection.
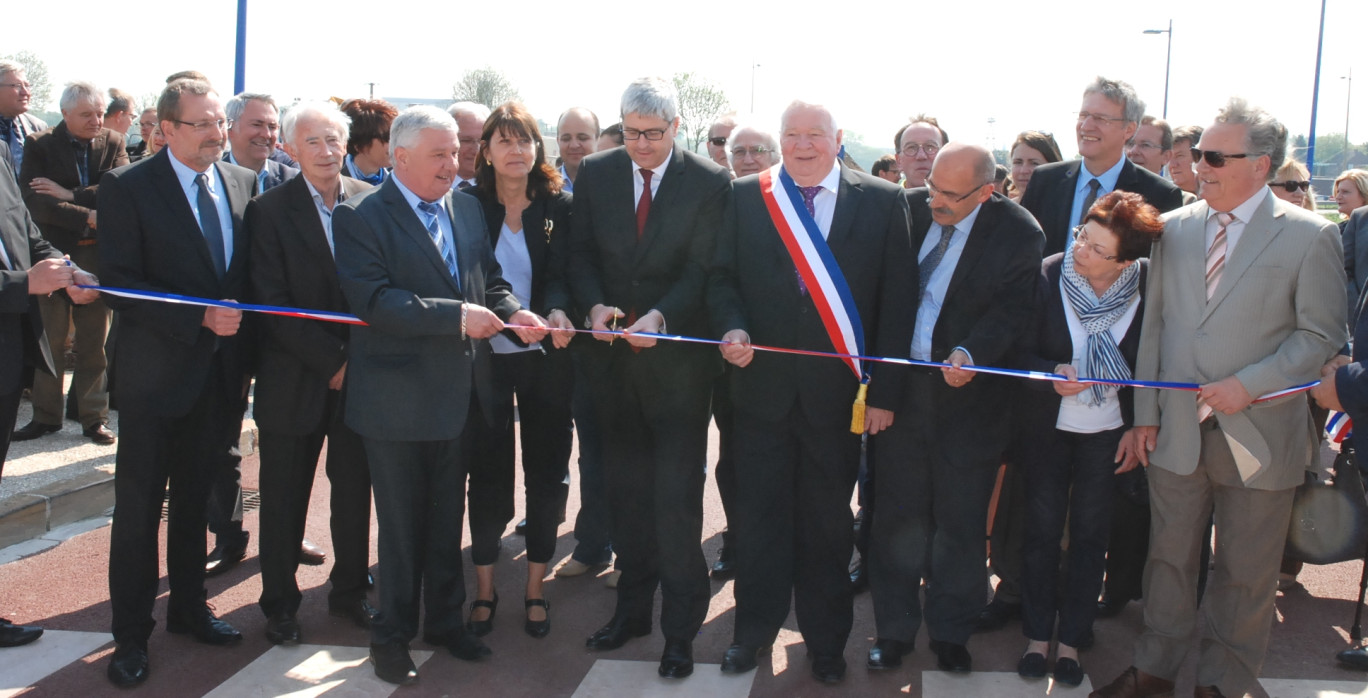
[
  {"xmin": 1, "ymin": 50, "xmax": 52, "ymax": 111},
  {"xmin": 451, "ymin": 67, "xmax": 521, "ymax": 110},
  {"xmin": 671, "ymin": 72, "xmax": 730, "ymax": 152}
]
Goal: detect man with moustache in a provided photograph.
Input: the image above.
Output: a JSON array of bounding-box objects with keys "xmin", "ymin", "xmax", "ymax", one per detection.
[
  {"xmin": 894, "ymin": 115, "xmax": 948, "ymax": 189},
  {"xmin": 247, "ymin": 102, "xmax": 375, "ymax": 645},
  {"xmin": 556, "ymin": 107, "xmax": 598, "ymax": 192},
  {"xmin": 709, "ymin": 100, "xmax": 914, "ymax": 683},
  {"xmin": 447, "ymin": 102, "xmax": 490, "ymax": 190},
  {"xmin": 99, "ymin": 78, "xmax": 258, "ymax": 687}
]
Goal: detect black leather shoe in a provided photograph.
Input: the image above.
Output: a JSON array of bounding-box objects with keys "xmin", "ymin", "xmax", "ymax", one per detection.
[
  {"xmin": 465, "ymin": 592, "xmax": 498, "ymax": 637},
  {"xmin": 1053, "ymin": 657, "xmax": 1084, "ymax": 686},
  {"xmin": 1338, "ymin": 646, "xmax": 1368, "ymax": 670},
  {"xmin": 328, "ymin": 598, "xmax": 377, "ymax": 629},
  {"xmin": 166, "ymin": 605, "xmax": 243, "ymax": 645},
  {"xmin": 867, "ymin": 638, "xmax": 912, "ymax": 669},
  {"xmin": 1017, "ymin": 651, "xmax": 1047, "ymax": 678},
  {"xmin": 107, "ymin": 643, "xmax": 149, "ymax": 687},
  {"xmin": 444, "ymin": 627, "xmax": 492, "ymax": 661},
  {"xmin": 720, "ymin": 643, "xmax": 766, "ymax": 674},
  {"xmin": 0, "ymin": 618, "xmax": 42, "ymax": 647},
  {"xmin": 524, "ymin": 598, "xmax": 550, "ymax": 639},
  {"xmin": 514, "ymin": 518, "xmax": 528, "ymax": 535},
  {"xmin": 83, "ymin": 423, "xmax": 116, "ymax": 444},
  {"xmin": 585, "ymin": 616, "xmax": 651, "ymax": 650},
  {"xmin": 1096, "ymin": 595, "xmax": 1130, "ymax": 618},
  {"xmin": 972, "ymin": 598, "xmax": 1020, "ymax": 633},
  {"xmin": 929, "ymin": 639, "xmax": 972, "ymax": 673},
  {"xmin": 810, "ymin": 654, "xmax": 847, "ymax": 683},
  {"xmin": 12, "ymin": 420, "xmax": 60, "ymax": 441},
  {"xmin": 849, "ymin": 559, "xmax": 868, "ymax": 593},
  {"xmin": 370, "ymin": 641, "xmax": 418, "ymax": 685},
  {"xmin": 658, "ymin": 638, "xmax": 694, "ymax": 678},
  {"xmin": 299, "ymin": 539, "xmax": 326, "ymax": 566},
  {"xmin": 205, "ymin": 532, "xmax": 249, "ymax": 577},
  {"xmin": 711, "ymin": 530, "xmax": 735, "ymax": 580},
  {"xmin": 265, "ymin": 613, "xmax": 302, "ymax": 645}
]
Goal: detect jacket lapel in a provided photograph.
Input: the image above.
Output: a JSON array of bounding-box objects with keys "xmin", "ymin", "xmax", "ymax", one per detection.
[
  {"xmin": 634, "ymin": 150, "xmax": 687, "ymax": 265},
  {"xmin": 285, "ymin": 176, "xmax": 339, "ymax": 271},
  {"xmin": 1201, "ymin": 194, "xmax": 1280, "ymax": 321},
  {"xmin": 149, "ymin": 151, "xmax": 219, "ymax": 277},
  {"xmin": 943, "ymin": 195, "xmax": 1000, "ymax": 302},
  {"xmin": 826, "ymin": 165, "xmax": 861, "ymax": 249},
  {"xmin": 216, "ymin": 161, "xmax": 252, "ymax": 277},
  {"xmin": 1056, "ymin": 161, "xmax": 1081, "ymax": 226},
  {"xmin": 379, "ymin": 180, "xmax": 462, "ymax": 295}
]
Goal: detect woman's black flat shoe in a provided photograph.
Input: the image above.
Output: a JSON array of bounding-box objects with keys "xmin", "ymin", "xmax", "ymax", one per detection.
[
  {"xmin": 1017, "ymin": 651, "xmax": 1048, "ymax": 678},
  {"xmin": 465, "ymin": 592, "xmax": 498, "ymax": 637},
  {"xmin": 1053, "ymin": 657, "xmax": 1084, "ymax": 686},
  {"xmin": 524, "ymin": 598, "xmax": 550, "ymax": 639}
]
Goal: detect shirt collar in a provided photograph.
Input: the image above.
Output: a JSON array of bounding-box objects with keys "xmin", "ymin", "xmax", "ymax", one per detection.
[
  {"xmin": 168, "ymin": 150, "xmax": 216, "ymax": 190},
  {"xmin": 636, "ymin": 149, "xmax": 674, "ymax": 178},
  {"xmin": 945, "ymin": 201, "xmax": 984, "ymax": 235},
  {"xmin": 1079, "ymin": 156, "xmax": 1127, "ymax": 192},
  {"xmin": 303, "ymin": 177, "xmax": 344, "ymax": 211},
  {"xmin": 1207, "ymin": 185, "xmax": 1271, "ymax": 222},
  {"xmin": 779, "ymin": 159, "xmax": 842, "ymax": 194},
  {"xmin": 392, "ymin": 173, "xmax": 444, "ymax": 211}
]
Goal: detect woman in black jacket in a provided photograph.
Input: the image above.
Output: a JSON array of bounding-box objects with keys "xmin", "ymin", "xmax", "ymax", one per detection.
[{"xmin": 1014, "ymin": 191, "xmax": 1164, "ymax": 686}]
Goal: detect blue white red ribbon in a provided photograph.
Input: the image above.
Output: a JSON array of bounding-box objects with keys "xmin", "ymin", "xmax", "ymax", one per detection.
[{"xmin": 1327, "ymin": 411, "xmax": 1354, "ymax": 444}]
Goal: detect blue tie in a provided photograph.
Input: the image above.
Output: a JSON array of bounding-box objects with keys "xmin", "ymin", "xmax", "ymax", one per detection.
[
  {"xmin": 417, "ymin": 201, "xmax": 459, "ymax": 282},
  {"xmin": 195, "ymin": 173, "xmax": 227, "ymax": 278},
  {"xmin": 919, "ymin": 224, "xmax": 955, "ymax": 299}
]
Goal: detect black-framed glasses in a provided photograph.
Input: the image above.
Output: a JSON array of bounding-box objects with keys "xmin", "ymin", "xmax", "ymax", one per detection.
[
  {"xmin": 1073, "ymin": 226, "xmax": 1119, "ymax": 261},
  {"xmin": 1272, "ymin": 180, "xmax": 1310, "ymax": 193},
  {"xmin": 925, "ymin": 177, "xmax": 986, "ymax": 202},
  {"xmin": 173, "ymin": 118, "xmax": 227, "ymax": 132},
  {"xmin": 1191, "ymin": 148, "xmax": 1253, "ymax": 168},
  {"xmin": 900, "ymin": 143, "xmax": 940, "ymax": 158},
  {"xmin": 730, "ymin": 145, "xmax": 773, "ymax": 158},
  {"xmin": 1077, "ymin": 111, "xmax": 1127, "ymax": 127},
  {"xmin": 623, "ymin": 127, "xmax": 669, "ymax": 141},
  {"xmin": 708, "ymin": 137, "xmax": 728, "ymax": 146}
]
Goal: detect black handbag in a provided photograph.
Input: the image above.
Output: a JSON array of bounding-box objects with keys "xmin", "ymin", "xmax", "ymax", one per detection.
[{"xmin": 1285, "ymin": 446, "xmax": 1368, "ymax": 566}]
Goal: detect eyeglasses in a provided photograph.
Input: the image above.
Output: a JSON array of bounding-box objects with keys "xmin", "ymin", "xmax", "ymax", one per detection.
[
  {"xmin": 1190, "ymin": 148, "xmax": 1253, "ymax": 168},
  {"xmin": 1127, "ymin": 140, "xmax": 1163, "ymax": 152},
  {"xmin": 925, "ymin": 177, "xmax": 987, "ymax": 203},
  {"xmin": 1272, "ymin": 180, "xmax": 1310, "ymax": 193},
  {"xmin": 623, "ymin": 127, "xmax": 669, "ymax": 141},
  {"xmin": 708, "ymin": 137, "xmax": 728, "ymax": 147},
  {"xmin": 730, "ymin": 145, "xmax": 773, "ymax": 158},
  {"xmin": 1073, "ymin": 226, "xmax": 1119, "ymax": 261},
  {"xmin": 138, "ymin": 121, "xmax": 157, "ymax": 130},
  {"xmin": 1077, "ymin": 111, "xmax": 1128, "ymax": 128},
  {"xmin": 900, "ymin": 143, "xmax": 940, "ymax": 158},
  {"xmin": 172, "ymin": 118, "xmax": 227, "ymax": 132},
  {"xmin": 0, "ymin": 81, "xmax": 31, "ymax": 92}
]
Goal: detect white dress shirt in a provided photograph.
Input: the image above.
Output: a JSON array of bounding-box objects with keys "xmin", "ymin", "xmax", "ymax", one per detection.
[{"xmin": 168, "ymin": 153, "xmax": 235, "ymax": 268}]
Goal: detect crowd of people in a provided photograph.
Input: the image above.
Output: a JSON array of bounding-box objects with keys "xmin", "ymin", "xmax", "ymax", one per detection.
[{"xmin": 3, "ymin": 57, "xmax": 1368, "ymax": 698}]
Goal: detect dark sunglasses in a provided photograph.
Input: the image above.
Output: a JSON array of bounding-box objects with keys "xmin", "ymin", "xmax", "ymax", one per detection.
[
  {"xmin": 1191, "ymin": 148, "xmax": 1254, "ymax": 168},
  {"xmin": 1272, "ymin": 180, "xmax": 1310, "ymax": 193},
  {"xmin": 708, "ymin": 137, "xmax": 728, "ymax": 147}
]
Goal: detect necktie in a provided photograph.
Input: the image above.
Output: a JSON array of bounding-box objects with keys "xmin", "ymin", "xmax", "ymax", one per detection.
[
  {"xmin": 1078, "ymin": 178, "xmax": 1101, "ymax": 226},
  {"xmin": 796, "ymin": 185, "xmax": 823, "ymax": 296},
  {"xmin": 457, "ymin": 180, "xmax": 473, "ymax": 190},
  {"xmin": 195, "ymin": 173, "xmax": 227, "ymax": 278},
  {"xmin": 418, "ymin": 201, "xmax": 459, "ymax": 281},
  {"xmin": 1206, "ymin": 212, "xmax": 1233, "ymax": 301},
  {"xmin": 636, "ymin": 168, "xmax": 653, "ymax": 239},
  {"xmin": 918, "ymin": 224, "xmax": 956, "ymax": 299}
]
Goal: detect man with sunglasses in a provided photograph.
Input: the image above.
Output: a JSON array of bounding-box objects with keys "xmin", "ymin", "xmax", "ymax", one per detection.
[
  {"xmin": 706, "ymin": 114, "xmax": 737, "ymax": 172},
  {"xmin": 1091, "ymin": 99, "xmax": 1347, "ymax": 698},
  {"xmin": 1022, "ymin": 77, "xmax": 1183, "ymax": 257}
]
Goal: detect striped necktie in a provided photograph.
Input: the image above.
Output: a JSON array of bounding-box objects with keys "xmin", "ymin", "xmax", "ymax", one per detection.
[{"xmin": 417, "ymin": 201, "xmax": 459, "ymax": 282}]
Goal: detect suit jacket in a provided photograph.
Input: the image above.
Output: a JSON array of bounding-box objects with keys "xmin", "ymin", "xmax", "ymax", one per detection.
[
  {"xmin": 21, "ymin": 122, "xmax": 129, "ymax": 254},
  {"xmin": 1020, "ymin": 158, "xmax": 1184, "ymax": 256},
  {"xmin": 97, "ymin": 149, "xmax": 259, "ymax": 417},
  {"xmin": 1335, "ymin": 286, "xmax": 1368, "ymax": 458},
  {"xmin": 223, "ymin": 151, "xmax": 299, "ymax": 192},
  {"xmin": 0, "ymin": 157, "xmax": 59, "ymax": 394},
  {"xmin": 1134, "ymin": 195, "xmax": 1348, "ymax": 489},
  {"xmin": 467, "ymin": 187, "xmax": 573, "ymax": 317},
  {"xmin": 248, "ymin": 174, "xmax": 372, "ymax": 435},
  {"xmin": 1016, "ymin": 254, "xmax": 1148, "ymax": 433},
  {"xmin": 568, "ymin": 147, "xmax": 731, "ymax": 384},
  {"xmin": 1341, "ymin": 206, "xmax": 1368, "ymax": 324},
  {"xmin": 333, "ymin": 176, "xmax": 519, "ymax": 442},
  {"xmin": 2, "ymin": 113, "xmax": 46, "ymax": 174},
  {"xmin": 708, "ymin": 165, "xmax": 915, "ymax": 426},
  {"xmin": 885, "ymin": 190, "xmax": 1045, "ymax": 460}
]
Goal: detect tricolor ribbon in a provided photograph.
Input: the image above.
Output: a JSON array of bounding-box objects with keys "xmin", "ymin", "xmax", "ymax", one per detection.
[{"xmin": 1327, "ymin": 410, "xmax": 1354, "ymax": 444}]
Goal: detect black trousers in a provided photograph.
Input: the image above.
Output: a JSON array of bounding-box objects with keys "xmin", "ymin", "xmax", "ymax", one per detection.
[
  {"xmin": 731, "ymin": 405, "xmax": 861, "ymax": 655},
  {"xmin": 108, "ymin": 359, "xmax": 243, "ymax": 647},
  {"xmin": 711, "ymin": 370, "xmax": 737, "ymax": 542},
  {"xmin": 365, "ymin": 430, "xmax": 470, "ymax": 645},
  {"xmin": 467, "ymin": 348, "xmax": 573, "ymax": 565},
  {"xmin": 593, "ymin": 350, "xmax": 711, "ymax": 641},
  {"xmin": 257, "ymin": 388, "xmax": 371, "ymax": 617},
  {"xmin": 0, "ymin": 385, "xmax": 20, "ymax": 473}
]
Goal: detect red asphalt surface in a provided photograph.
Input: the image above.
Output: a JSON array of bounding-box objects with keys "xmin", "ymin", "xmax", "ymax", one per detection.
[{"xmin": 3, "ymin": 425, "xmax": 1368, "ymax": 697}]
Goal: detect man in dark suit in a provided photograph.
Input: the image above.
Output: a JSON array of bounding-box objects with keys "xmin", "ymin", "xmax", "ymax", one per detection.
[
  {"xmin": 332, "ymin": 106, "xmax": 546, "ymax": 686},
  {"xmin": 867, "ymin": 143, "xmax": 1044, "ymax": 673},
  {"xmin": 15, "ymin": 82, "xmax": 127, "ymax": 445},
  {"xmin": 0, "ymin": 155, "xmax": 98, "ymax": 647},
  {"xmin": 98, "ymin": 78, "xmax": 258, "ymax": 687},
  {"xmin": 708, "ymin": 101, "xmax": 915, "ymax": 683},
  {"xmin": 0, "ymin": 60, "xmax": 46, "ymax": 178},
  {"xmin": 1021, "ymin": 77, "xmax": 1183, "ymax": 257},
  {"xmin": 247, "ymin": 102, "xmax": 375, "ymax": 646},
  {"xmin": 224, "ymin": 93, "xmax": 297, "ymax": 192},
  {"xmin": 569, "ymin": 77, "xmax": 732, "ymax": 680}
]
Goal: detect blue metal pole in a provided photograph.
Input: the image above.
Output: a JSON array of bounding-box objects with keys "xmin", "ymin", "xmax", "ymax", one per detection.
[
  {"xmin": 233, "ymin": 0, "xmax": 247, "ymax": 94},
  {"xmin": 1307, "ymin": 0, "xmax": 1326, "ymax": 174}
]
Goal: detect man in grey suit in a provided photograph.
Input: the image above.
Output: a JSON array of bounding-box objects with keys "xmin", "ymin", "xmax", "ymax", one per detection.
[
  {"xmin": 1091, "ymin": 99, "xmax": 1348, "ymax": 698},
  {"xmin": 333, "ymin": 105, "xmax": 547, "ymax": 686},
  {"xmin": 0, "ymin": 60, "xmax": 46, "ymax": 178}
]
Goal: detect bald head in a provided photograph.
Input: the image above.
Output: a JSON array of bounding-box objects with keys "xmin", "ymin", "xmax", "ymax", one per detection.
[{"xmin": 926, "ymin": 143, "xmax": 995, "ymax": 225}]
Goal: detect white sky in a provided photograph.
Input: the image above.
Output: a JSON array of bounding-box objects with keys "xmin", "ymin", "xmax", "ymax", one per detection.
[{"xmin": 13, "ymin": 0, "xmax": 1368, "ymax": 163}]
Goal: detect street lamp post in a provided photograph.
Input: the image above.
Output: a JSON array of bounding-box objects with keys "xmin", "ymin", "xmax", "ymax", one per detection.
[
  {"xmin": 1344, "ymin": 68, "xmax": 1354, "ymax": 169},
  {"xmin": 1143, "ymin": 20, "xmax": 1172, "ymax": 119}
]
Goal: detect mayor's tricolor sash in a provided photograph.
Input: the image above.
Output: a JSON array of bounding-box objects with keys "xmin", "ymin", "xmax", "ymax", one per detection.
[{"xmin": 759, "ymin": 165, "xmax": 871, "ymax": 431}]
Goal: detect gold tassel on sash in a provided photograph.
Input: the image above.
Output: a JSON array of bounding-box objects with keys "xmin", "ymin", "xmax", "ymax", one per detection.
[{"xmin": 850, "ymin": 382, "xmax": 868, "ymax": 434}]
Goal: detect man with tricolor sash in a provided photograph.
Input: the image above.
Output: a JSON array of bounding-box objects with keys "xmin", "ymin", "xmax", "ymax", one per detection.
[{"xmin": 708, "ymin": 100, "xmax": 915, "ymax": 684}]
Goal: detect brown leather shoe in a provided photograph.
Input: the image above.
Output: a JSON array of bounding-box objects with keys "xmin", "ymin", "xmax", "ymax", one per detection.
[
  {"xmin": 1192, "ymin": 687, "xmax": 1226, "ymax": 698},
  {"xmin": 1089, "ymin": 666, "xmax": 1175, "ymax": 698},
  {"xmin": 84, "ymin": 423, "xmax": 116, "ymax": 445}
]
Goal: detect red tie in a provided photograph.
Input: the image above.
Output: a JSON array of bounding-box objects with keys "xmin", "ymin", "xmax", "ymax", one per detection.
[{"xmin": 636, "ymin": 168, "xmax": 652, "ymax": 239}]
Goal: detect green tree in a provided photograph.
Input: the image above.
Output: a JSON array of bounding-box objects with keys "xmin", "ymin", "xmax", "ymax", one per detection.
[
  {"xmin": 451, "ymin": 67, "xmax": 520, "ymax": 110},
  {"xmin": 0, "ymin": 50, "xmax": 52, "ymax": 111},
  {"xmin": 671, "ymin": 72, "xmax": 730, "ymax": 153}
]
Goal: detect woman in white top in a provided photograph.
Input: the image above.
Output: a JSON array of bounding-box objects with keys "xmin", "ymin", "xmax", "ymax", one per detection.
[{"xmin": 1014, "ymin": 192, "xmax": 1164, "ymax": 687}]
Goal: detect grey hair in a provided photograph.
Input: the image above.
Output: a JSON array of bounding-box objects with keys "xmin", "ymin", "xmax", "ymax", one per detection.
[
  {"xmin": 280, "ymin": 101, "xmax": 351, "ymax": 146},
  {"xmin": 709, "ymin": 112, "xmax": 738, "ymax": 137},
  {"xmin": 1083, "ymin": 76, "xmax": 1145, "ymax": 125},
  {"xmin": 0, "ymin": 60, "xmax": 21, "ymax": 80},
  {"xmin": 389, "ymin": 105, "xmax": 459, "ymax": 161},
  {"xmin": 620, "ymin": 77, "xmax": 677, "ymax": 123},
  {"xmin": 60, "ymin": 82, "xmax": 104, "ymax": 112},
  {"xmin": 447, "ymin": 101, "xmax": 491, "ymax": 123},
  {"xmin": 780, "ymin": 100, "xmax": 839, "ymax": 135},
  {"xmin": 726, "ymin": 122, "xmax": 780, "ymax": 167},
  {"xmin": 225, "ymin": 93, "xmax": 277, "ymax": 123},
  {"xmin": 1214, "ymin": 97, "xmax": 1287, "ymax": 181}
]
